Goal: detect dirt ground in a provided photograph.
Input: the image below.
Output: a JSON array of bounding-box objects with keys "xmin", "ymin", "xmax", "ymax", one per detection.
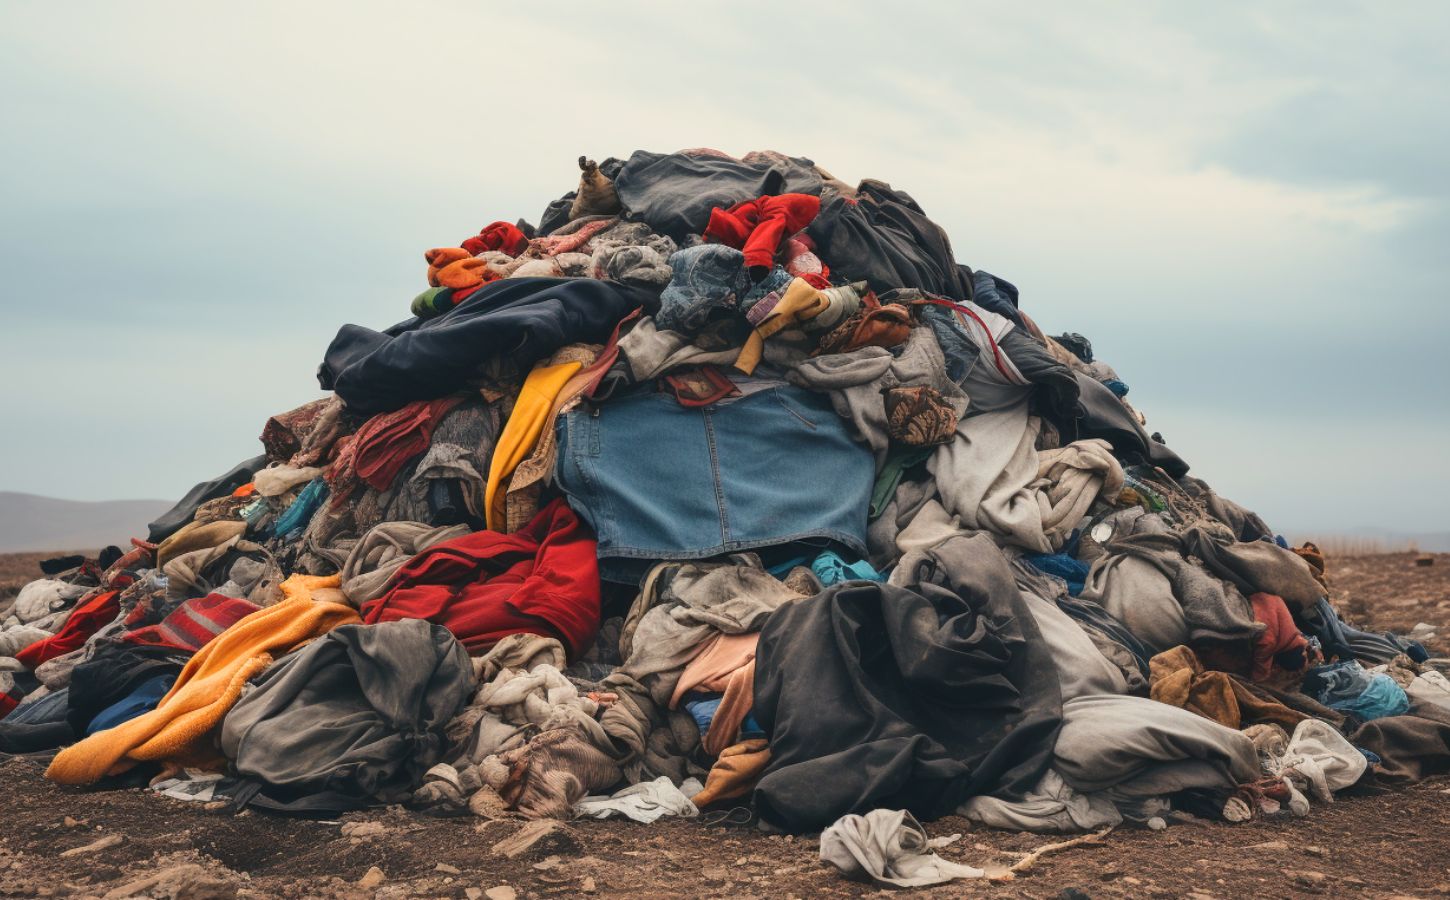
[{"xmin": 0, "ymin": 552, "xmax": 1447, "ymax": 899}]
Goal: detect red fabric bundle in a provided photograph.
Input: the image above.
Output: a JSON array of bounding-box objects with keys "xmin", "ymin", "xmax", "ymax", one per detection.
[
  {"xmin": 705, "ymin": 193, "xmax": 821, "ymax": 269},
  {"xmin": 361, "ymin": 498, "xmax": 600, "ymax": 657},
  {"xmin": 1250, "ymin": 592, "xmax": 1309, "ymax": 681},
  {"xmin": 14, "ymin": 590, "xmax": 121, "ymax": 669},
  {"xmin": 122, "ymin": 593, "xmax": 262, "ymax": 653},
  {"xmin": 329, "ymin": 395, "xmax": 463, "ymax": 503},
  {"xmin": 462, "ymin": 220, "xmax": 529, "ymax": 256}
]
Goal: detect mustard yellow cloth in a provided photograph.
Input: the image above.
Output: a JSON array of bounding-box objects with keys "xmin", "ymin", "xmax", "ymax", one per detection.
[
  {"xmin": 45, "ymin": 574, "xmax": 359, "ymax": 785},
  {"xmin": 484, "ymin": 360, "xmax": 583, "ymax": 531}
]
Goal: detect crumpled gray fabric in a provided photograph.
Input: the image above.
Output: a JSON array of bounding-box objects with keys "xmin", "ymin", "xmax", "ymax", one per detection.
[
  {"xmin": 162, "ymin": 535, "xmax": 281, "ymax": 605},
  {"xmin": 0, "ymin": 624, "xmax": 52, "ymax": 656},
  {"xmin": 1081, "ymin": 524, "xmax": 1263, "ymax": 650},
  {"xmin": 338, "ymin": 521, "xmax": 470, "ymax": 606},
  {"xmin": 819, "ymin": 808, "xmax": 984, "ymax": 887},
  {"xmin": 1017, "ymin": 581, "xmax": 1127, "ymax": 701},
  {"xmin": 865, "ymin": 478, "xmax": 942, "ymax": 569},
  {"xmin": 615, "ymin": 316, "xmax": 808, "ymax": 384},
  {"xmin": 959, "ymin": 769, "xmax": 1122, "ymax": 833},
  {"xmin": 221, "ymin": 619, "xmax": 473, "ymax": 803},
  {"xmin": 4, "ymin": 579, "xmax": 86, "ymax": 628},
  {"xmin": 1180, "ymin": 527, "xmax": 1326, "ymax": 612},
  {"xmin": 1053, "ymin": 694, "xmax": 1258, "ymax": 795},
  {"xmin": 619, "ymin": 558, "xmax": 802, "ymax": 698},
  {"xmin": 930, "ymin": 403, "xmax": 1049, "ymax": 552},
  {"xmin": 788, "ymin": 327, "xmax": 968, "ymax": 466},
  {"xmin": 591, "ymin": 243, "xmax": 673, "ymax": 288},
  {"xmin": 1079, "ymin": 552, "xmax": 1191, "ymax": 653},
  {"xmin": 1013, "ymin": 561, "xmax": 1148, "ymax": 694},
  {"xmin": 573, "ymin": 775, "xmax": 702, "ymax": 823}
]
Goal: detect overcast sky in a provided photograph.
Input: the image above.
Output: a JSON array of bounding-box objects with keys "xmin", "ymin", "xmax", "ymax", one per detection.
[{"xmin": 1, "ymin": 1, "xmax": 1446, "ymax": 534}]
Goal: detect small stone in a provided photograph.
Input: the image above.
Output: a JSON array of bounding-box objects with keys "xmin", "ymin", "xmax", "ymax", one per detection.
[
  {"xmin": 1249, "ymin": 840, "xmax": 1289, "ymax": 851},
  {"xmin": 60, "ymin": 834, "xmax": 124, "ymax": 857},
  {"xmin": 1147, "ymin": 816, "xmax": 1166, "ymax": 831},
  {"xmin": 465, "ymin": 890, "xmax": 482, "ymax": 900},
  {"xmin": 435, "ymin": 863, "xmax": 461, "ymax": 875},
  {"xmin": 358, "ymin": 866, "xmax": 386, "ymax": 890},
  {"xmin": 341, "ymin": 821, "xmax": 386, "ymax": 839},
  {"xmin": 580, "ymin": 876, "xmax": 597, "ymax": 893},
  {"xmin": 485, "ymin": 887, "xmax": 517, "ymax": 900},
  {"xmin": 1059, "ymin": 889, "xmax": 1092, "ymax": 900},
  {"xmin": 1304, "ymin": 845, "xmax": 1326, "ymax": 856},
  {"xmin": 702, "ymin": 867, "xmax": 729, "ymax": 881},
  {"xmin": 532, "ymin": 855, "xmax": 562, "ymax": 871},
  {"xmin": 1123, "ymin": 877, "xmax": 1143, "ymax": 886},
  {"xmin": 1294, "ymin": 871, "xmax": 1327, "ymax": 886},
  {"xmin": 63, "ymin": 817, "xmax": 79, "ymax": 827},
  {"xmin": 1098, "ymin": 867, "xmax": 1123, "ymax": 881}
]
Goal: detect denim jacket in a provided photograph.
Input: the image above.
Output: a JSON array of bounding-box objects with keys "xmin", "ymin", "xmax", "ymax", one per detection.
[{"xmin": 555, "ymin": 379, "xmax": 873, "ymax": 583}]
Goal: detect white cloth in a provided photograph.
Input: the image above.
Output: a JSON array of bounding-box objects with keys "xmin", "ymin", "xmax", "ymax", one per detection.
[
  {"xmin": 5, "ymin": 579, "xmax": 86, "ymax": 627},
  {"xmin": 1406, "ymin": 670, "xmax": 1450, "ymax": 712},
  {"xmin": 1034, "ymin": 439, "xmax": 1125, "ymax": 546},
  {"xmin": 1268, "ymin": 718, "xmax": 1367, "ymax": 803},
  {"xmin": 251, "ymin": 465, "xmax": 324, "ymax": 498},
  {"xmin": 819, "ymin": 809, "xmax": 984, "ymax": 887},
  {"xmin": 0, "ymin": 624, "xmax": 52, "ymax": 656},
  {"xmin": 573, "ymin": 775, "xmax": 702, "ymax": 823}
]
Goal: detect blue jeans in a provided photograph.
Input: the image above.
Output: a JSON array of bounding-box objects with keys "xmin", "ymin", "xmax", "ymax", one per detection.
[{"xmin": 556, "ymin": 380, "xmax": 873, "ymax": 583}]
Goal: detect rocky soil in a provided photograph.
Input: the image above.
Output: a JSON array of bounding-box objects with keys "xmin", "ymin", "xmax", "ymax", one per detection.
[{"xmin": 0, "ymin": 552, "xmax": 1446, "ymax": 899}]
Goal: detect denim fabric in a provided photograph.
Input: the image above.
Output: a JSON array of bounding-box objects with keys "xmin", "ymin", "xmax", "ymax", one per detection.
[
  {"xmin": 556, "ymin": 380, "xmax": 873, "ymax": 583},
  {"xmin": 656, "ymin": 245, "xmax": 750, "ymax": 336},
  {"xmin": 971, "ymin": 270, "xmax": 1022, "ymax": 324},
  {"xmin": 4, "ymin": 687, "xmax": 69, "ymax": 725},
  {"xmin": 86, "ymin": 674, "xmax": 175, "ymax": 735}
]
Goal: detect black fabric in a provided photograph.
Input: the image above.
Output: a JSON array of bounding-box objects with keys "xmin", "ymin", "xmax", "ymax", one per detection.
[
  {"xmin": 318, "ymin": 277, "xmax": 656, "ymax": 415},
  {"xmin": 997, "ymin": 328, "xmax": 1082, "ymax": 434},
  {"xmin": 971, "ymin": 270, "xmax": 1023, "ymax": 324},
  {"xmin": 39, "ymin": 555, "xmax": 85, "ymax": 576},
  {"xmin": 807, "ymin": 180, "xmax": 975, "ymax": 301},
  {"xmin": 751, "ymin": 533, "xmax": 1062, "ymax": 832},
  {"xmin": 611, "ymin": 150, "xmax": 823, "ymax": 239},
  {"xmin": 1075, "ymin": 373, "xmax": 1190, "ymax": 477},
  {"xmin": 1053, "ymin": 331, "xmax": 1094, "ymax": 363},
  {"xmin": 66, "ymin": 642, "xmax": 188, "ymax": 735},
  {"xmin": 220, "ymin": 620, "xmax": 473, "ymax": 805},
  {"xmin": 146, "ymin": 454, "xmax": 270, "ymax": 543}
]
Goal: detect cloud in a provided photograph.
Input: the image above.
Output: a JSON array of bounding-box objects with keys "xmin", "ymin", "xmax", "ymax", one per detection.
[{"xmin": 1, "ymin": 1, "xmax": 1446, "ymax": 530}]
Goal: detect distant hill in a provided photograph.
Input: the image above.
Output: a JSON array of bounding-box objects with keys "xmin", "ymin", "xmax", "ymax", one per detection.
[{"xmin": 0, "ymin": 492, "xmax": 172, "ymax": 552}]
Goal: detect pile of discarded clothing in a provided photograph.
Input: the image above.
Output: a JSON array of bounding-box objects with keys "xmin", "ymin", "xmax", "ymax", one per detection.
[{"xmin": 4, "ymin": 149, "xmax": 1448, "ymax": 855}]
